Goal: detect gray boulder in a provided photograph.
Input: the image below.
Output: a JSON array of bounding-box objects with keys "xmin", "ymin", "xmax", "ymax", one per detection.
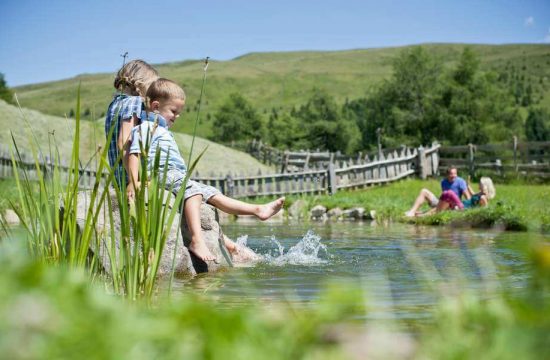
[
  {"xmin": 75, "ymin": 187, "xmax": 236, "ymax": 276},
  {"xmin": 342, "ymin": 207, "xmax": 365, "ymax": 220},
  {"xmin": 310, "ymin": 205, "xmax": 327, "ymax": 221},
  {"xmin": 326, "ymin": 207, "xmax": 343, "ymax": 219}
]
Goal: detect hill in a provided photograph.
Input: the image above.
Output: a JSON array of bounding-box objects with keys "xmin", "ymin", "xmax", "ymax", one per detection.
[
  {"xmin": 12, "ymin": 43, "xmax": 550, "ymax": 138},
  {"xmin": 0, "ymin": 100, "xmax": 274, "ymax": 175}
]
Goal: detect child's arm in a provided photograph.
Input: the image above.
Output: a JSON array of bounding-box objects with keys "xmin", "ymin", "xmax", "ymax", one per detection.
[
  {"xmin": 118, "ymin": 114, "xmax": 139, "ymax": 178},
  {"xmin": 126, "ymin": 122, "xmax": 142, "ymax": 201},
  {"xmin": 127, "ymin": 153, "xmax": 141, "ymax": 200}
]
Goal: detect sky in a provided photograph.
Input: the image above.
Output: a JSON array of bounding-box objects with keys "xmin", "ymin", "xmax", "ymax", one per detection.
[{"xmin": 1, "ymin": 0, "xmax": 549, "ymax": 86}]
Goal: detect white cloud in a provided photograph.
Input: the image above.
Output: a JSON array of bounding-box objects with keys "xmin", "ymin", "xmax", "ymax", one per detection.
[
  {"xmin": 545, "ymin": 29, "xmax": 550, "ymax": 43},
  {"xmin": 525, "ymin": 16, "xmax": 534, "ymax": 27}
]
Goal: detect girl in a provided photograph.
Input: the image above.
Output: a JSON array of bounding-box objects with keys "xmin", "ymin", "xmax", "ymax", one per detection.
[{"xmin": 105, "ymin": 59, "xmax": 159, "ymax": 187}]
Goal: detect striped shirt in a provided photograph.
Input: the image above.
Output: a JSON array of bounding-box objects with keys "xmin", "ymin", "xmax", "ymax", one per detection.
[{"xmin": 104, "ymin": 94, "xmax": 143, "ymax": 186}]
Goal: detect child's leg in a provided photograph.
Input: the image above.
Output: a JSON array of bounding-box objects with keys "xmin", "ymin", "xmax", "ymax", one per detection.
[
  {"xmin": 184, "ymin": 194, "xmax": 217, "ymax": 262},
  {"xmin": 207, "ymin": 194, "xmax": 285, "ymax": 221}
]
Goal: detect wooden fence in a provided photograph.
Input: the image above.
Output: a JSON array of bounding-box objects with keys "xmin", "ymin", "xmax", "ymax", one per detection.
[
  {"xmin": 194, "ymin": 144, "xmax": 440, "ymax": 197},
  {"xmin": 439, "ymin": 138, "xmax": 550, "ymax": 178},
  {"xmin": 0, "ymin": 144, "xmax": 101, "ymax": 188},
  {"xmin": 0, "ymin": 143, "xmax": 440, "ymax": 198},
  {"xmin": 244, "ymin": 139, "xmax": 418, "ymax": 173}
]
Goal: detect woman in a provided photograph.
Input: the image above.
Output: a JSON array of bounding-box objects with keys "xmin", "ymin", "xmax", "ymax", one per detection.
[{"xmin": 419, "ymin": 177, "xmax": 495, "ymax": 216}]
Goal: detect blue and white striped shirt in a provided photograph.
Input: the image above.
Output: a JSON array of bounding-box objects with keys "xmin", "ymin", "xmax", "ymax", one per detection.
[
  {"xmin": 129, "ymin": 112, "xmax": 188, "ymax": 174},
  {"xmin": 104, "ymin": 94, "xmax": 143, "ymax": 186}
]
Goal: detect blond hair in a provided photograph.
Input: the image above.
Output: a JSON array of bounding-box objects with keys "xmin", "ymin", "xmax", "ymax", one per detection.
[
  {"xmin": 146, "ymin": 78, "xmax": 186, "ymax": 103},
  {"xmin": 114, "ymin": 59, "xmax": 159, "ymax": 97},
  {"xmin": 480, "ymin": 177, "xmax": 496, "ymax": 199}
]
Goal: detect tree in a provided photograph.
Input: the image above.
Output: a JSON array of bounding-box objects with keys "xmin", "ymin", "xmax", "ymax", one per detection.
[
  {"xmin": 211, "ymin": 93, "xmax": 264, "ymax": 142},
  {"xmin": 292, "ymin": 90, "xmax": 360, "ymax": 153},
  {"xmin": 525, "ymin": 108, "xmax": 550, "ymax": 141},
  {"xmin": 0, "ymin": 73, "xmax": 14, "ymax": 104}
]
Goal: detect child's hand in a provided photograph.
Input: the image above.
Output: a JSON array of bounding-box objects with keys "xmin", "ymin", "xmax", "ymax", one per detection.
[{"xmin": 126, "ymin": 181, "xmax": 141, "ymax": 201}]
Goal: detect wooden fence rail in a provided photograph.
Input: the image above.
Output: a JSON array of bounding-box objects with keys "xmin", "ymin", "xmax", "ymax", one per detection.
[
  {"xmin": 243, "ymin": 139, "xmax": 414, "ymax": 173},
  {"xmin": 439, "ymin": 138, "xmax": 550, "ymax": 178},
  {"xmin": 0, "ymin": 143, "xmax": 440, "ymax": 198}
]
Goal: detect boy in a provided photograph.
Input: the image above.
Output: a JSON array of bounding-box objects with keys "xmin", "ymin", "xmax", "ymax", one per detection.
[{"xmin": 128, "ymin": 78, "xmax": 284, "ymax": 261}]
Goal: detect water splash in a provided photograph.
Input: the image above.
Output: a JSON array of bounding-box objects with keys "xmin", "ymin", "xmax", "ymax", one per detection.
[
  {"xmin": 264, "ymin": 230, "xmax": 330, "ymax": 266},
  {"xmin": 235, "ymin": 235, "xmax": 248, "ymax": 247}
]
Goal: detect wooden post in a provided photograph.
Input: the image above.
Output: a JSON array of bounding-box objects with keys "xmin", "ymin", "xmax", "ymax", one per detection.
[
  {"xmin": 468, "ymin": 143, "xmax": 475, "ymax": 178},
  {"xmin": 376, "ymin": 127, "xmax": 382, "ymax": 158},
  {"xmin": 327, "ymin": 163, "xmax": 337, "ymax": 195},
  {"xmin": 513, "ymin": 136, "xmax": 518, "ymax": 173},
  {"xmin": 224, "ymin": 173, "xmax": 234, "ymax": 197},
  {"xmin": 417, "ymin": 146, "xmax": 427, "ymax": 179}
]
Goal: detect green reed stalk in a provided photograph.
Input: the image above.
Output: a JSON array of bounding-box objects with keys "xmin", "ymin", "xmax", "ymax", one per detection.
[{"xmin": 10, "ymin": 81, "xmax": 207, "ymax": 301}]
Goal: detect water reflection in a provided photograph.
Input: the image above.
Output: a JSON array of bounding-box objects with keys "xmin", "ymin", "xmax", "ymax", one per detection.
[{"xmin": 173, "ymin": 221, "xmax": 542, "ymax": 324}]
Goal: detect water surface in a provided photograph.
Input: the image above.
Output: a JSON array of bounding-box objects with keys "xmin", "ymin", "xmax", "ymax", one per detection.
[{"xmin": 174, "ymin": 221, "xmax": 541, "ymax": 326}]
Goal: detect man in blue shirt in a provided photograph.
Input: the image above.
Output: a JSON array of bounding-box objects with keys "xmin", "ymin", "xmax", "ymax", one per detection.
[{"xmin": 405, "ymin": 166, "xmax": 471, "ymax": 217}]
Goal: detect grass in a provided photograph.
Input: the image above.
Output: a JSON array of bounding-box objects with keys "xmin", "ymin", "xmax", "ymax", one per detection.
[
  {"xmin": 267, "ymin": 179, "xmax": 550, "ymax": 231},
  {"xmin": 12, "ymin": 44, "xmax": 550, "ymax": 137}
]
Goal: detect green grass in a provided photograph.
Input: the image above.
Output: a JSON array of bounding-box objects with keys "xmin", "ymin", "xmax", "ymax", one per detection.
[
  {"xmin": 12, "ymin": 44, "xmax": 550, "ymax": 137},
  {"xmin": 0, "ymin": 245, "xmax": 360, "ymax": 360},
  {"xmin": 274, "ymin": 179, "xmax": 550, "ymax": 231}
]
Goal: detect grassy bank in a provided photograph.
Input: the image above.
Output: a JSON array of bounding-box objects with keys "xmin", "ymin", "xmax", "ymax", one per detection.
[{"xmin": 274, "ymin": 179, "xmax": 550, "ymax": 232}]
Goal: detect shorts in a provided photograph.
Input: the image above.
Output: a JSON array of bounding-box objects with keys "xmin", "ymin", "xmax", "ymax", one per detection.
[
  {"xmin": 165, "ymin": 169, "xmax": 221, "ymax": 203},
  {"xmin": 428, "ymin": 192, "xmax": 439, "ymax": 207},
  {"xmin": 440, "ymin": 190, "xmax": 464, "ymax": 210}
]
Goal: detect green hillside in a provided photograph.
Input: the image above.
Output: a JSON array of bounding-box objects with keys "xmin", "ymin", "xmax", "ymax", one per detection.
[
  {"xmin": 0, "ymin": 100, "xmax": 274, "ymax": 175},
  {"xmin": 12, "ymin": 43, "xmax": 550, "ymax": 139}
]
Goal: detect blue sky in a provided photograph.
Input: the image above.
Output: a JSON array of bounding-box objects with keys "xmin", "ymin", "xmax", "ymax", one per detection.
[{"xmin": 1, "ymin": 0, "xmax": 549, "ymax": 86}]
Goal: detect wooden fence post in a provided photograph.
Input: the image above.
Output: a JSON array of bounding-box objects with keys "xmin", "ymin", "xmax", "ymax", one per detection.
[
  {"xmin": 327, "ymin": 162, "xmax": 337, "ymax": 195},
  {"xmin": 513, "ymin": 135, "xmax": 518, "ymax": 173},
  {"xmin": 468, "ymin": 143, "xmax": 475, "ymax": 178},
  {"xmin": 224, "ymin": 174, "xmax": 234, "ymax": 197},
  {"xmin": 417, "ymin": 146, "xmax": 427, "ymax": 179}
]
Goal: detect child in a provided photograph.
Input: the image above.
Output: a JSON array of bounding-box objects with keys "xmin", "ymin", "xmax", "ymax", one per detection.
[
  {"xmin": 105, "ymin": 59, "xmax": 159, "ymax": 186},
  {"xmin": 127, "ymin": 78, "xmax": 285, "ymax": 262}
]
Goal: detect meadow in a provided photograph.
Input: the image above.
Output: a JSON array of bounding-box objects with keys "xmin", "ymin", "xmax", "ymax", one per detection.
[{"xmin": 13, "ymin": 44, "xmax": 550, "ymax": 138}]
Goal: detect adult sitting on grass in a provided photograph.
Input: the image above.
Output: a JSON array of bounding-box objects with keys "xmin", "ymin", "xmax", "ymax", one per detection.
[
  {"xmin": 405, "ymin": 165, "xmax": 470, "ymax": 217},
  {"xmin": 417, "ymin": 176, "xmax": 496, "ymax": 216}
]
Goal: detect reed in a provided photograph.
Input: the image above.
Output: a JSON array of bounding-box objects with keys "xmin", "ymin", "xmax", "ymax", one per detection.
[{"xmin": 7, "ymin": 86, "xmax": 204, "ymax": 301}]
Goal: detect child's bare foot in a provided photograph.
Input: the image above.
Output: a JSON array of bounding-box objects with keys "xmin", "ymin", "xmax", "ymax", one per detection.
[
  {"xmin": 188, "ymin": 241, "xmax": 217, "ymax": 262},
  {"xmin": 257, "ymin": 197, "xmax": 285, "ymax": 220},
  {"xmin": 224, "ymin": 237, "xmax": 238, "ymax": 254}
]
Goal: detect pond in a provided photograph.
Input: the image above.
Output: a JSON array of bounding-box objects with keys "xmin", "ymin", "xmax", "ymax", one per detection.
[{"xmin": 174, "ymin": 221, "xmax": 541, "ymax": 328}]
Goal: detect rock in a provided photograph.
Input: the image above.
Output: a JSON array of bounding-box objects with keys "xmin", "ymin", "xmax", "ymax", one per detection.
[
  {"xmin": 365, "ymin": 210, "xmax": 376, "ymax": 220},
  {"xmin": 342, "ymin": 207, "xmax": 365, "ymax": 220},
  {"xmin": 3, "ymin": 209, "xmax": 20, "ymax": 225},
  {"xmin": 74, "ymin": 187, "xmax": 237, "ymax": 276},
  {"xmin": 181, "ymin": 203, "xmax": 234, "ymax": 273},
  {"xmin": 326, "ymin": 207, "xmax": 343, "ymax": 219},
  {"xmin": 288, "ymin": 199, "xmax": 307, "ymax": 219},
  {"xmin": 310, "ymin": 205, "xmax": 327, "ymax": 220},
  {"xmin": 310, "ymin": 205, "xmax": 327, "ymax": 217}
]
